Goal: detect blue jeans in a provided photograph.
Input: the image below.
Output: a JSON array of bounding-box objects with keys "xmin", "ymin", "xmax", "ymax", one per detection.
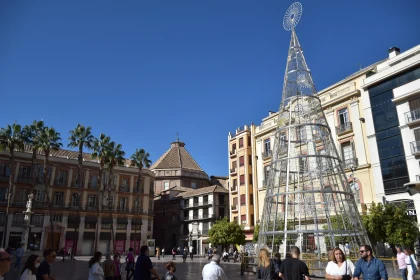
[
  {"xmin": 401, "ymin": 268, "xmax": 408, "ymax": 280},
  {"xmin": 14, "ymin": 256, "xmax": 22, "ymax": 269}
]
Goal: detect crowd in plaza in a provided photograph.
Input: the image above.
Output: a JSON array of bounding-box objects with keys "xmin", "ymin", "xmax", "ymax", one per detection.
[{"xmin": 0, "ymin": 244, "xmax": 418, "ymax": 280}]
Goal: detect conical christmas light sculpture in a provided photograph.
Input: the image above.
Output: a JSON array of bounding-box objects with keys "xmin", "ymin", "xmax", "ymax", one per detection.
[{"xmin": 258, "ymin": 2, "xmax": 371, "ymax": 258}]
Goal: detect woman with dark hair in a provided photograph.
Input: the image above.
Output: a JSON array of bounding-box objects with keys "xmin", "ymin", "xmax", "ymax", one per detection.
[
  {"xmin": 88, "ymin": 252, "xmax": 104, "ymax": 280},
  {"xmin": 20, "ymin": 255, "xmax": 40, "ymax": 280},
  {"xmin": 163, "ymin": 261, "xmax": 177, "ymax": 280},
  {"xmin": 325, "ymin": 247, "xmax": 355, "ymax": 280},
  {"xmin": 125, "ymin": 247, "xmax": 135, "ymax": 280}
]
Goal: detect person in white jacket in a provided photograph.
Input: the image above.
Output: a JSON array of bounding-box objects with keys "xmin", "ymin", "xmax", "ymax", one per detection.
[
  {"xmin": 88, "ymin": 252, "xmax": 104, "ymax": 280},
  {"xmin": 404, "ymin": 248, "xmax": 417, "ymax": 280},
  {"xmin": 20, "ymin": 255, "xmax": 40, "ymax": 280}
]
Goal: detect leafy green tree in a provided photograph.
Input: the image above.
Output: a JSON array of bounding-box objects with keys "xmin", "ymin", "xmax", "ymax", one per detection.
[
  {"xmin": 91, "ymin": 133, "xmax": 112, "ymax": 252},
  {"xmin": 68, "ymin": 124, "xmax": 94, "ymax": 257},
  {"xmin": 209, "ymin": 217, "xmax": 245, "ymax": 250},
  {"xmin": 130, "ymin": 148, "xmax": 152, "ymax": 253},
  {"xmin": 38, "ymin": 126, "xmax": 62, "ymax": 250},
  {"xmin": 0, "ymin": 124, "xmax": 25, "ymax": 247},
  {"xmin": 362, "ymin": 202, "xmax": 419, "ymax": 247},
  {"xmin": 253, "ymin": 224, "xmax": 260, "ymax": 243}
]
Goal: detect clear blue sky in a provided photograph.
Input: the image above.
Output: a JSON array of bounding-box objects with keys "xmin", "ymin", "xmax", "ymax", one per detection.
[{"xmin": 1, "ymin": 0, "xmax": 419, "ymax": 177}]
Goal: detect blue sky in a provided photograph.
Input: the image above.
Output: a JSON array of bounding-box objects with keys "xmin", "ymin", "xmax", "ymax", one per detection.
[{"xmin": 0, "ymin": 0, "xmax": 419, "ymax": 177}]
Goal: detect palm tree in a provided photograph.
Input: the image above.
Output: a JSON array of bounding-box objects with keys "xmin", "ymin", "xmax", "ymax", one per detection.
[
  {"xmin": 130, "ymin": 149, "xmax": 151, "ymax": 254},
  {"xmin": 38, "ymin": 127, "xmax": 62, "ymax": 250},
  {"xmin": 23, "ymin": 120, "xmax": 45, "ymax": 194},
  {"xmin": 91, "ymin": 133, "xmax": 112, "ymax": 252},
  {"xmin": 0, "ymin": 124, "xmax": 25, "ymax": 247},
  {"xmin": 106, "ymin": 141, "xmax": 125, "ymax": 252},
  {"xmin": 68, "ymin": 124, "xmax": 94, "ymax": 258}
]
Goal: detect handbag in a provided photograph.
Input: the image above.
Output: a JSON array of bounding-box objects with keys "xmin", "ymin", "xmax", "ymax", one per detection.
[{"xmin": 342, "ymin": 261, "xmax": 352, "ymax": 280}]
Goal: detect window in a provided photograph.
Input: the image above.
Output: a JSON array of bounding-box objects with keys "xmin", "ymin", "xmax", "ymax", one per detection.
[
  {"xmin": 119, "ymin": 197, "xmax": 127, "ymax": 210},
  {"xmin": 90, "ymin": 175, "xmax": 98, "ymax": 188},
  {"xmin": 341, "ymin": 142, "xmax": 354, "ymax": 167},
  {"xmin": 15, "ymin": 189, "xmax": 26, "ymax": 203},
  {"xmin": 264, "ymin": 139, "xmax": 271, "ymax": 153},
  {"xmin": 250, "ymin": 194, "xmax": 253, "ymax": 205},
  {"xmin": 134, "ymin": 198, "xmax": 142, "ymax": 211},
  {"xmin": 106, "ymin": 196, "xmax": 114, "ymax": 207},
  {"xmin": 0, "ymin": 164, "xmax": 10, "ymax": 177},
  {"xmin": 74, "ymin": 173, "xmax": 81, "ymax": 186},
  {"xmin": 233, "ymin": 197, "xmax": 238, "ymax": 205},
  {"xmin": 88, "ymin": 196, "xmax": 96, "ymax": 208},
  {"xmin": 264, "ymin": 166, "xmax": 270, "ymax": 181},
  {"xmin": 239, "ymin": 138, "xmax": 244, "ymax": 148},
  {"xmin": 240, "ymin": 175, "xmax": 245, "ymax": 185},
  {"xmin": 240, "ymin": 194, "xmax": 246, "ymax": 205},
  {"xmin": 71, "ymin": 194, "xmax": 79, "ymax": 207},
  {"xmin": 35, "ymin": 190, "xmax": 46, "ymax": 202},
  {"xmin": 0, "ymin": 188, "xmax": 8, "ymax": 201},
  {"xmin": 234, "ymin": 216, "xmax": 238, "ymax": 223},
  {"xmin": 164, "ymin": 182, "xmax": 170, "ymax": 190},
  {"xmin": 54, "ymin": 192, "xmax": 64, "ymax": 206},
  {"xmin": 241, "ymin": 215, "xmax": 246, "ymax": 225},
  {"xmin": 232, "ymin": 161, "xmax": 237, "ymax": 169},
  {"xmin": 52, "ymin": 214, "xmax": 63, "ymax": 222},
  {"xmin": 31, "ymin": 214, "xmax": 44, "ymax": 227},
  {"xmin": 239, "ymin": 156, "xmax": 244, "ymax": 166},
  {"xmin": 233, "ymin": 179, "xmax": 237, "ymax": 187},
  {"xmin": 249, "ymin": 174, "xmax": 253, "ymax": 185},
  {"xmin": 191, "ymin": 182, "xmax": 197, "ymax": 189},
  {"xmin": 299, "ymin": 156, "xmax": 308, "ymax": 173},
  {"xmin": 248, "ymin": 155, "xmax": 252, "ymax": 165},
  {"xmin": 19, "ymin": 166, "xmax": 31, "ymax": 178},
  {"xmin": 57, "ymin": 171, "xmax": 67, "ymax": 185},
  {"xmin": 231, "ymin": 143, "xmax": 236, "ymax": 153},
  {"xmin": 296, "ymin": 126, "xmax": 306, "ymax": 142},
  {"xmin": 279, "ymin": 133, "xmax": 287, "ymax": 153},
  {"xmin": 121, "ymin": 178, "xmax": 129, "ymax": 187},
  {"xmin": 338, "ymin": 108, "xmax": 349, "ymax": 125},
  {"xmin": 251, "ymin": 214, "xmax": 254, "ymax": 226},
  {"xmin": 248, "ymin": 136, "xmax": 251, "ymax": 147}
]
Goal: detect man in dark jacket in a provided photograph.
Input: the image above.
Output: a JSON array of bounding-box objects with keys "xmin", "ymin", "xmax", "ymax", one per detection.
[
  {"xmin": 273, "ymin": 252, "xmax": 282, "ymax": 280},
  {"xmin": 133, "ymin": 245, "xmax": 160, "ymax": 280}
]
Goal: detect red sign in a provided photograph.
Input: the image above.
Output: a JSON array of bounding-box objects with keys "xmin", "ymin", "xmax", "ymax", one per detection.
[
  {"xmin": 65, "ymin": 239, "xmax": 77, "ymax": 253},
  {"xmin": 115, "ymin": 240, "xmax": 125, "ymax": 254},
  {"xmin": 130, "ymin": 240, "xmax": 140, "ymax": 255}
]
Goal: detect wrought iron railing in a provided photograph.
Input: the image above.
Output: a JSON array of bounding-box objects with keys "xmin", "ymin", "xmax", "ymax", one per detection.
[
  {"xmin": 230, "ymin": 168, "xmax": 237, "ymax": 174},
  {"xmin": 336, "ymin": 122, "xmax": 353, "ymax": 134},
  {"xmin": 231, "ymin": 205, "xmax": 238, "ymax": 211},
  {"xmin": 405, "ymin": 108, "xmax": 420, "ymax": 124}
]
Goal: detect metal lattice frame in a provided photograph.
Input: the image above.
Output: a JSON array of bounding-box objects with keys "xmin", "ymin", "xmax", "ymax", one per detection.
[{"xmin": 258, "ymin": 3, "xmax": 371, "ymax": 259}]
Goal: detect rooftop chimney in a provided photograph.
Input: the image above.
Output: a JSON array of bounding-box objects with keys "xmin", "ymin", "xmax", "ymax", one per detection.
[{"xmin": 388, "ymin": 47, "xmax": 400, "ymax": 59}]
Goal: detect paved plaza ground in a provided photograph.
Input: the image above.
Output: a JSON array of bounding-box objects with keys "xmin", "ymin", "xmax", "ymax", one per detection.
[{"xmin": 4, "ymin": 256, "xmax": 256, "ymax": 280}]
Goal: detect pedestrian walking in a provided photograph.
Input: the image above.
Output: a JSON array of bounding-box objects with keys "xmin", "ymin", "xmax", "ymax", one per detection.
[
  {"xmin": 156, "ymin": 247, "xmax": 161, "ymax": 260},
  {"xmin": 0, "ymin": 250, "xmax": 11, "ymax": 280},
  {"xmin": 88, "ymin": 252, "xmax": 104, "ymax": 280},
  {"xmin": 325, "ymin": 247, "xmax": 355, "ymax": 280},
  {"xmin": 162, "ymin": 248, "xmax": 165, "ymax": 259},
  {"xmin": 404, "ymin": 248, "xmax": 417, "ymax": 280},
  {"xmin": 354, "ymin": 244, "xmax": 388, "ymax": 280},
  {"xmin": 102, "ymin": 254, "xmax": 115, "ymax": 280},
  {"xmin": 162, "ymin": 261, "xmax": 177, "ymax": 280},
  {"xmin": 20, "ymin": 255, "xmax": 40, "ymax": 280},
  {"xmin": 272, "ymin": 253, "xmax": 282, "ymax": 280},
  {"xmin": 396, "ymin": 247, "xmax": 407, "ymax": 280},
  {"xmin": 189, "ymin": 245, "xmax": 194, "ymax": 261},
  {"xmin": 125, "ymin": 248, "xmax": 135, "ymax": 280},
  {"xmin": 202, "ymin": 254, "xmax": 228, "ymax": 280},
  {"xmin": 182, "ymin": 247, "xmax": 188, "ymax": 263},
  {"xmin": 36, "ymin": 248, "xmax": 56, "ymax": 280},
  {"xmin": 133, "ymin": 245, "xmax": 160, "ymax": 280},
  {"xmin": 113, "ymin": 253, "xmax": 122, "ymax": 280},
  {"xmin": 14, "ymin": 243, "xmax": 25, "ymax": 270},
  {"xmin": 257, "ymin": 246, "xmax": 275, "ymax": 280},
  {"xmin": 279, "ymin": 246, "xmax": 310, "ymax": 280},
  {"xmin": 171, "ymin": 248, "xmax": 176, "ymax": 261}
]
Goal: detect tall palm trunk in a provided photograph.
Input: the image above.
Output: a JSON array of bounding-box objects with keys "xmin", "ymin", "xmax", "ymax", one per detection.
[
  {"xmin": 43, "ymin": 151, "xmax": 55, "ymax": 250},
  {"xmin": 94, "ymin": 163, "xmax": 104, "ymax": 252},
  {"xmin": 71, "ymin": 145, "xmax": 84, "ymax": 258},
  {"xmin": 133, "ymin": 167, "xmax": 142, "ymax": 254},
  {"xmin": 107, "ymin": 168, "xmax": 116, "ymax": 253},
  {"xmin": 2, "ymin": 148, "xmax": 15, "ymax": 248}
]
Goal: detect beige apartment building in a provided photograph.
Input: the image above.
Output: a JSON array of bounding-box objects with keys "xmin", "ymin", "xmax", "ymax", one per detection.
[{"xmin": 230, "ymin": 65, "xmax": 381, "ymax": 232}]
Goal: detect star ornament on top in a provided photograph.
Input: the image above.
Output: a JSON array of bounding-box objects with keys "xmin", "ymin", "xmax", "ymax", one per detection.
[{"xmin": 283, "ymin": 2, "xmax": 303, "ymax": 31}]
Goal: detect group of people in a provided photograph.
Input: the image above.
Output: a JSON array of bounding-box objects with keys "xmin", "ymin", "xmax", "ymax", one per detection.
[{"xmin": 256, "ymin": 244, "xmax": 400, "ymax": 280}]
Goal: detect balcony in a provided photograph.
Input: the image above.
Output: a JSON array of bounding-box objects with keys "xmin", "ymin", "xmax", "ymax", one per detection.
[
  {"xmin": 183, "ymin": 200, "xmax": 213, "ymax": 208},
  {"xmin": 410, "ymin": 141, "xmax": 420, "ymax": 156},
  {"xmin": 405, "ymin": 109, "xmax": 420, "ymax": 127},
  {"xmin": 72, "ymin": 181, "xmax": 81, "ymax": 188},
  {"xmin": 230, "ymin": 150, "xmax": 237, "ymax": 158},
  {"xmin": 230, "ymin": 168, "xmax": 237, "ymax": 175},
  {"xmin": 53, "ymin": 203, "xmax": 65, "ymax": 208},
  {"xmin": 119, "ymin": 185, "xmax": 130, "ymax": 192},
  {"xmin": 116, "ymin": 207, "xmax": 129, "ymax": 213},
  {"xmin": 54, "ymin": 179, "xmax": 67, "ymax": 187},
  {"xmin": 231, "ymin": 186, "xmax": 237, "ymax": 193},
  {"xmin": 184, "ymin": 214, "xmax": 215, "ymax": 221},
  {"xmin": 18, "ymin": 177, "xmax": 32, "ymax": 184},
  {"xmin": 231, "ymin": 205, "xmax": 238, "ymax": 212},
  {"xmin": 336, "ymin": 122, "xmax": 353, "ymax": 135},
  {"xmin": 343, "ymin": 158, "xmax": 358, "ymax": 169},
  {"xmin": 87, "ymin": 205, "xmax": 96, "ymax": 211},
  {"xmin": 263, "ymin": 150, "xmax": 272, "ymax": 159},
  {"xmin": 33, "ymin": 201, "xmax": 48, "ymax": 208}
]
